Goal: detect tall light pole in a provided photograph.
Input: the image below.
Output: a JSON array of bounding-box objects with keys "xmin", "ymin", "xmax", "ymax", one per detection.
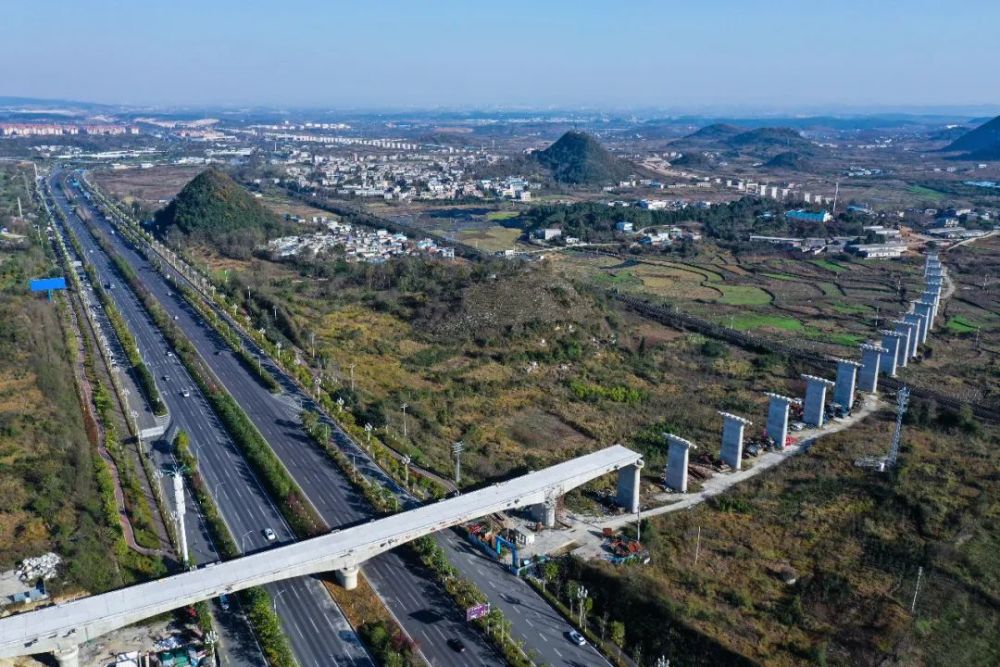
[
  {"xmin": 348, "ymin": 363, "xmax": 356, "ymax": 393},
  {"xmin": 401, "ymin": 403, "xmax": 409, "ymax": 439},
  {"xmin": 240, "ymin": 530, "xmax": 254, "ymax": 553},
  {"xmin": 452, "ymin": 441, "xmax": 464, "ymax": 484},
  {"xmin": 402, "ymin": 455, "xmax": 411, "ymax": 486},
  {"xmin": 364, "ymin": 423, "xmax": 373, "ymax": 449},
  {"xmin": 273, "ymin": 588, "xmax": 289, "ymax": 613},
  {"xmin": 576, "ymin": 585, "xmax": 589, "ymax": 627}
]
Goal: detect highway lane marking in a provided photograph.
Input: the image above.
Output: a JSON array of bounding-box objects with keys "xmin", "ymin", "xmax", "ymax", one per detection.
[
  {"xmin": 554, "ymin": 648, "xmax": 563, "ymax": 658},
  {"xmin": 525, "ymin": 618, "xmax": 534, "ymax": 628}
]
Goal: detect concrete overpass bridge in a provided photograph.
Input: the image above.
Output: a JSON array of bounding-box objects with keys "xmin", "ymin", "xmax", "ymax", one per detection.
[{"xmin": 0, "ymin": 446, "xmax": 643, "ymax": 666}]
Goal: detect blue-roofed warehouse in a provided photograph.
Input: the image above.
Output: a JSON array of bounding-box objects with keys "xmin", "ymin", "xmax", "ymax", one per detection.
[{"xmin": 785, "ymin": 209, "xmax": 832, "ymax": 223}]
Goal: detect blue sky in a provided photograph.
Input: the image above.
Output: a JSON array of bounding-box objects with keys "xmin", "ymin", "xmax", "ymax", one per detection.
[{"xmin": 3, "ymin": 0, "xmax": 998, "ymax": 111}]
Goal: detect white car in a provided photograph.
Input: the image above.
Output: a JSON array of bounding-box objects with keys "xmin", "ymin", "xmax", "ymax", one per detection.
[
  {"xmin": 263, "ymin": 528, "xmax": 277, "ymax": 542},
  {"xmin": 181, "ymin": 390, "xmax": 190, "ymax": 398},
  {"xmin": 567, "ymin": 630, "xmax": 586, "ymax": 646}
]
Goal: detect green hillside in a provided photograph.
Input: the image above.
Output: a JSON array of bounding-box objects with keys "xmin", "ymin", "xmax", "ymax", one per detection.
[
  {"xmin": 534, "ymin": 131, "xmax": 634, "ymax": 184},
  {"xmin": 946, "ymin": 115, "xmax": 1000, "ymax": 160},
  {"xmin": 153, "ymin": 168, "xmax": 285, "ymax": 259},
  {"xmin": 727, "ymin": 127, "xmax": 813, "ymax": 151}
]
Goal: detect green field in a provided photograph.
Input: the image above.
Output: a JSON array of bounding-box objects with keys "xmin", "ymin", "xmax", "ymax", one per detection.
[
  {"xmin": 908, "ymin": 184, "xmax": 947, "ymax": 201},
  {"xmin": 485, "ymin": 211, "xmax": 520, "ymax": 221},
  {"xmin": 727, "ymin": 313, "xmax": 803, "ymax": 332},
  {"xmin": 717, "ymin": 285, "xmax": 772, "ymax": 306},
  {"xmin": 810, "ymin": 259, "xmax": 847, "ymax": 273},
  {"xmin": 946, "ymin": 316, "xmax": 978, "ymax": 333}
]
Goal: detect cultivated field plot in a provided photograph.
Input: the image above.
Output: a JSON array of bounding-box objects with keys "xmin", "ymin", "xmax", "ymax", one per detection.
[
  {"xmin": 93, "ymin": 166, "xmax": 202, "ymax": 212},
  {"xmin": 559, "ymin": 249, "xmax": 926, "ymax": 354}
]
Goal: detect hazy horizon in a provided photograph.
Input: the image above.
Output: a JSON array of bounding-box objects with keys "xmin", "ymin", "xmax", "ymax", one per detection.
[{"xmin": 4, "ymin": 1, "xmax": 999, "ymax": 112}]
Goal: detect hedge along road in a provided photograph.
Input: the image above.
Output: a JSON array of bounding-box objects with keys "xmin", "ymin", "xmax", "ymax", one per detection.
[
  {"xmin": 51, "ymin": 174, "xmax": 373, "ymax": 667},
  {"xmin": 83, "ymin": 172, "xmax": 614, "ymax": 667}
]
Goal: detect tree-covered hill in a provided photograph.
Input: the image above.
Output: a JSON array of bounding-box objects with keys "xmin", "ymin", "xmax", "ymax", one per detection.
[
  {"xmin": 534, "ymin": 131, "xmax": 635, "ymax": 184},
  {"xmin": 153, "ymin": 168, "xmax": 286, "ymax": 259},
  {"xmin": 945, "ymin": 114, "xmax": 1000, "ymax": 160}
]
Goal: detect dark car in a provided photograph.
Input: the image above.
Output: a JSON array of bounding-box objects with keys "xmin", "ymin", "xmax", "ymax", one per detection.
[{"xmin": 446, "ymin": 638, "xmax": 466, "ymax": 653}]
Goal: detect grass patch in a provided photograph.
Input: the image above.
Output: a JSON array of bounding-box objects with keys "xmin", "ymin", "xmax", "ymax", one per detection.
[
  {"xmin": 908, "ymin": 184, "xmax": 947, "ymax": 201},
  {"xmin": 810, "ymin": 259, "xmax": 847, "ymax": 274},
  {"xmin": 727, "ymin": 313, "xmax": 803, "ymax": 332},
  {"xmin": 485, "ymin": 210, "xmax": 520, "ymax": 221},
  {"xmin": 717, "ymin": 285, "xmax": 772, "ymax": 306},
  {"xmin": 946, "ymin": 316, "xmax": 978, "ymax": 334}
]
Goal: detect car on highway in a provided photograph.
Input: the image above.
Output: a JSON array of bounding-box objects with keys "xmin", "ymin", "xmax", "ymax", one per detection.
[
  {"xmin": 263, "ymin": 528, "xmax": 277, "ymax": 542},
  {"xmin": 567, "ymin": 630, "xmax": 587, "ymax": 646},
  {"xmin": 218, "ymin": 593, "xmax": 230, "ymax": 611},
  {"xmin": 167, "ymin": 351, "xmax": 173, "ymax": 358},
  {"xmin": 181, "ymin": 390, "xmax": 190, "ymax": 398},
  {"xmin": 163, "ymin": 375, "xmax": 170, "ymax": 382},
  {"xmin": 446, "ymin": 638, "xmax": 466, "ymax": 653}
]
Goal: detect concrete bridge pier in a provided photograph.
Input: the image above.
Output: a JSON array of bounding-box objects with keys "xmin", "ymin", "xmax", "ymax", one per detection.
[
  {"xmin": 921, "ymin": 291, "xmax": 940, "ymax": 319},
  {"xmin": 834, "ymin": 359, "xmax": 862, "ymax": 410},
  {"xmin": 904, "ymin": 313, "xmax": 926, "ymax": 355},
  {"xmin": 765, "ymin": 392, "xmax": 795, "ymax": 449},
  {"xmin": 915, "ymin": 301, "xmax": 935, "ymax": 338},
  {"xmin": 892, "ymin": 321, "xmax": 914, "ymax": 366},
  {"xmin": 718, "ymin": 412, "xmax": 751, "ymax": 470},
  {"xmin": 664, "ymin": 434, "xmax": 696, "ymax": 493},
  {"xmin": 532, "ymin": 497, "xmax": 557, "ymax": 528},
  {"xmin": 335, "ymin": 565, "xmax": 359, "ymax": 590},
  {"xmin": 802, "ymin": 374, "xmax": 835, "ymax": 427},
  {"xmin": 858, "ymin": 344, "xmax": 883, "ymax": 392},
  {"xmin": 53, "ymin": 646, "xmax": 79, "ymax": 667},
  {"xmin": 616, "ymin": 460, "xmax": 644, "ymax": 513},
  {"xmin": 879, "ymin": 331, "xmax": 902, "ymax": 377}
]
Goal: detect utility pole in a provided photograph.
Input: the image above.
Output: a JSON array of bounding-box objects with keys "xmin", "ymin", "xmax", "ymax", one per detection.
[
  {"xmin": 310, "ymin": 331, "xmax": 315, "ymax": 359},
  {"xmin": 364, "ymin": 423, "xmax": 373, "ymax": 449},
  {"xmin": 694, "ymin": 526, "xmax": 702, "ymax": 566},
  {"xmin": 401, "ymin": 403, "xmax": 409, "ymax": 439},
  {"xmin": 452, "ymin": 441, "xmax": 464, "ymax": 484},
  {"xmin": 910, "ymin": 566, "xmax": 923, "ymax": 613},
  {"xmin": 349, "ymin": 363, "xmax": 356, "ymax": 392},
  {"xmin": 636, "ymin": 509, "xmax": 641, "ymax": 543},
  {"xmin": 402, "ymin": 455, "xmax": 411, "ymax": 486}
]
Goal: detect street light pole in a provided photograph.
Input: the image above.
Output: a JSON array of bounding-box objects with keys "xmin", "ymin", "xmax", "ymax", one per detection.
[
  {"xmin": 401, "ymin": 403, "xmax": 408, "ymax": 439},
  {"xmin": 452, "ymin": 441, "xmax": 464, "ymax": 484},
  {"xmin": 273, "ymin": 588, "xmax": 289, "ymax": 613}
]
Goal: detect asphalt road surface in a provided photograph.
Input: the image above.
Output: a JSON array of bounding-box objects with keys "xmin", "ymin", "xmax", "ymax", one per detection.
[
  {"xmin": 51, "ymin": 175, "xmax": 372, "ymax": 667},
  {"xmin": 72, "ymin": 171, "xmax": 610, "ymax": 667}
]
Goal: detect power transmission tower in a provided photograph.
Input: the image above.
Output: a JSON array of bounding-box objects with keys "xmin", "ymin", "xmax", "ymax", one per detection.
[{"xmin": 886, "ymin": 386, "xmax": 910, "ymax": 468}]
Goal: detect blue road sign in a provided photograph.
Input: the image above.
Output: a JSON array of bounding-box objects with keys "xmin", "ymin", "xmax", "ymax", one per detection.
[{"xmin": 29, "ymin": 277, "xmax": 67, "ymax": 292}]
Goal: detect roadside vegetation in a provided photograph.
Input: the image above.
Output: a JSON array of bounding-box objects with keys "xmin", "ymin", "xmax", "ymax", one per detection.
[{"xmin": 0, "ymin": 165, "xmax": 155, "ymax": 596}]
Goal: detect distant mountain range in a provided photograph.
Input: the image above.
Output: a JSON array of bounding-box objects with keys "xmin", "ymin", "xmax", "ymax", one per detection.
[
  {"xmin": 534, "ymin": 131, "xmax": 634, "ymax": 184},
  {"xmin": 945, "ymin": 115, "xmax": 1000, "ymax": 160},
  {"xmin": 671, "ymin": 124, "xmax": 816, "ymax": 160}
]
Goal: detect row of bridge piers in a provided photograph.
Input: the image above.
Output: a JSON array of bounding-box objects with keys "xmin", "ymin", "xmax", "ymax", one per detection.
[{"xmin": 657, "ymin": 253, "xmax": 947, "ymax": 495}]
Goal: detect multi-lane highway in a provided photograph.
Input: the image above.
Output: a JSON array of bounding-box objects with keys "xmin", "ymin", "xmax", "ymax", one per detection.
[
  {"xmin": 50, "ymin": 174, "xmax": 373, "ymax": 667},
  {"xmin": 72, "ymin": 171, "xmax": 611, "ymax": 667}
]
